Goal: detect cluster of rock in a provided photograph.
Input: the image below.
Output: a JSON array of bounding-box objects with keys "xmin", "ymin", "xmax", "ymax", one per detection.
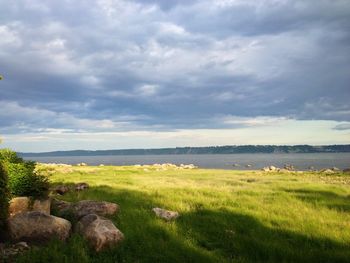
[
  {"xmin": 53, "ymin": 199, "xmax": 123, "ymax": 251},
  {"xmin": 3, "ymin": 182, "xmax": 181, "ymax": 259},
  {"xmin": 319, "ymin": 167, "xmax": 348, "ymax": 174},
  {"xmin": 134, "ymin": 163, "xmax": 197, "ymax": 171},
  {"xmin": 262, "ymin": 166, "xmax": 282, "ymax": 172},
  {"xmin": 5, "ymin": 197, "xmax": 123, "ymax": 254},
  {"xmin": 261, "ymin": 165, "xmax": 350, "ymax": 173},
  {"xmin": 36, "ymin": 163, "xmax": 74, "ymax": 175},
  {"xmin": 38, "ymin": 163, "xmax": 73, "ymax": 167},
  {"xmin": 261, "ymin": 164, "xmax": 302, "ymax": 173},
  {"xmin": 2, "ymin": 184, "xmax": 125, "ymax": 259}
]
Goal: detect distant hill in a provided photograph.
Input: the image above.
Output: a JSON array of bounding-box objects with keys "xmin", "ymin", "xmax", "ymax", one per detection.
[{"xmin": 18, "ymin": 145, "xmax": 350, "ymax": 157}]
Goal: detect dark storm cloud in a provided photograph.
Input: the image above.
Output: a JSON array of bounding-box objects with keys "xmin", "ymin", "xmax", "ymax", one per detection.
[{"xmin": 0, "ymin": 0, "xmax": 349, "ymax": 134}]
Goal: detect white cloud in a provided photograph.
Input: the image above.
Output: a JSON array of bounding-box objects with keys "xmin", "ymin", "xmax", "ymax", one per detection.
[
  {"xmin": 0, "ymin": 25, "xmax": 21, "ymax": 48},
  {"xmin": 2, "ymin": 119, "xmax": 349, "ymax": 152},
  {"xmin": 137, "ymin": 84, "xmax": 160, "ymax": 96}
]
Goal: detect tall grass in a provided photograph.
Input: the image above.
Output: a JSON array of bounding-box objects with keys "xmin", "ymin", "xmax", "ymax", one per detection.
[{"xmin": 16, "ymin": 166, "xmax": 350, "ymax": 262}]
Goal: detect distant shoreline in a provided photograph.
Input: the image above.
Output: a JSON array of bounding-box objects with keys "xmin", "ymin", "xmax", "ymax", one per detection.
[{"xmin": 18, "ymin": 144, "xmax": 350, "ymax": 157}]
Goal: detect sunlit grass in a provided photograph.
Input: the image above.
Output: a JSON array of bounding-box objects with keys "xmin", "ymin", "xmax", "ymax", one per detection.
[{"xmin": 16, "ymin": 165, "xmax": 350, "ymax": 263}]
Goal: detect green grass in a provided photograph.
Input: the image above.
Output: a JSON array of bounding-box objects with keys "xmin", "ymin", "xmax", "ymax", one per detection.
[{"xmin": 16, "ymin": 165, "xmax": 350, "ymax": 263}]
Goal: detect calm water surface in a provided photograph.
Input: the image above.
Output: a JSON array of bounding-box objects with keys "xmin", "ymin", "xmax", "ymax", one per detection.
[{"xmin": 24, "ymin": 153, "xmax": 350, "ymax": 170}]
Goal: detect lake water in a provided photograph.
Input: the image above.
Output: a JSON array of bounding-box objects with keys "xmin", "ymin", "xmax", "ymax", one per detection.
[{"xmin": 24, "ymin": 153, "xmax": 350, "ymax": 170}]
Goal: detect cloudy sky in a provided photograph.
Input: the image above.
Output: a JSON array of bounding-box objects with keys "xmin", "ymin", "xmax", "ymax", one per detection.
[{"xmin": 0, "ymin": 0, "xmax": 349, "ymax": 152}]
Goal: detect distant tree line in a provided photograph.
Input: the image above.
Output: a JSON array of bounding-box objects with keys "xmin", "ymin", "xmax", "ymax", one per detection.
[{"xmin": 19, "ymin": 144, "xmax": 350, "ymax": 157}]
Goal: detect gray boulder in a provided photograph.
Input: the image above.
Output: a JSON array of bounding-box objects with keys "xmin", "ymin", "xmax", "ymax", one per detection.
[
  {"xmin": 51, "ymin": 199, "xmax": 72, "ymax": 214},
  {"xmin": 72, "ymin": 200, "xmax": 120, "ymax": 219},
  {"xmin": 51, "ymin": 199, "xmax": 119, "ymax": 219},
  {"xmin": 76, "ymin": 214, "xmax": 124, "ymax": 252},
  {"xmin": 8, "ymin": 211, "xmax": 71, "ymax": 242}
]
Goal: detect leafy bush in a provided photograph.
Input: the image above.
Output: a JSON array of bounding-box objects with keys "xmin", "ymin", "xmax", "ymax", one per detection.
[
  {"xmin": 0, "ymin": 149, "xmax": 50, "ymax": 198},
  {"xmin": 0, "ymin": 162, "xmax": 9, "ymax": 241},
  {"xmin": 6, "ymin": 161, "xmax": 49, "ymax": 198},
  {"xmin": 0, "ymin": 148, "xmax": 24, "ymax": 163}
]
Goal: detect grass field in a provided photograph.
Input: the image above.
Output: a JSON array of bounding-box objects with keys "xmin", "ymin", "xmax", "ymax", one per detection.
[{"xmin": 16, "ymin": 165, "xmax": 350, "ymax": 263}]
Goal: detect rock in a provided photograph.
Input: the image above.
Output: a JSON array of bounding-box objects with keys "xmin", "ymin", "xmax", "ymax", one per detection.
[
  {"xmin": 9, "ymin": 197, "xmax": 51, "ymax": 217},
  {"xmin": 0, "ymin": 242, "xmax": 30, "ymax": 260},
  {"xmin": 32, "ymin": 198, "xmax": 51, "ymax": 215},
  {"xmin": 8, "ymin": 211, "xmax": 71, "ymax": 242},
  {"xmin": 245, "ymin": 164, "xmax": 252, "ymax": 168},
  {"xmin": 269, "ymin": 166, "xmax": 277, "ymax": 171},
  {"xmin": 262, "ymin": 166, "xmax": 279, "ymax": 172},
  {"xmin": 72, "ymin": 200, "xmax": 119, "ymax": 219},
  {"xmin": 51, "ymin": 199, "xmax": 119, "ymax": 219},
  {"xmin": 14, "ymin": 241, "xmax": 30, "ymax": 250},
  {"xmin": 321, "ymin": 169, "xmax": 335, "ymax": 174},
  {"xmin": 343, "ymin": 168, "xmax": 350, "ymax": 173},
  {"xmin": 54, "ymin": 185, "xmax": 70, "ymax": 195},
  {"xmin": 99, "ymin": 164, "xmax": 104, "ymax": 166},
  {"xmin": 77, "ymin": 163, "xmax": 87, "ymax": 166},
  {"xmin": 152, "ymin": 207, "xmax": 179, "ymax": 221},
  {"xmin": 75, "ymin": 182, "xmax": 89, "ymax": 191},
  {"xmin": 284, "ymin": 164, "xmax": 295, "ymax": 171},
  {"xmin": 232, "ymin": 163, "xmax": 240, "ymax": 167},
  {"xmin": 51, "ymin": 199, "xmax": 72, "ymax": 214},
  {"xmin": 76, "ymin": 214, "xmax": 124, "ymax": 252},
  {"xmin": 9, "ymin": 197, "xmax": 30, "ymax": 217},
  {"xmin": 308, "ymin": 166, "xmax": 315, "ymax": 170},
  {"xmin": 331, "ymin": 167, "xmax": 340, "ymax": 171},
  {"xmin": 179, "ymin": 164, "xmax": 197, "ymax": 169}
]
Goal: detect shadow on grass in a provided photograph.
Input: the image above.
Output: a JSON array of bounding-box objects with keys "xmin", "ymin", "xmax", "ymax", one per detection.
[
  {"xmin": 284, "ymin": 189, "xmax": 350, "ymax": 212},
  {"xmin": 16, "ymin": 185, "xmax": 350, "ymax": 263},
  {"xmin": 177, "ymin": 209, "xmax": 350, "ymax": 263},
  {"xmin": 17, "ymin": 185, "xmax": 219, "ymax": 263}
]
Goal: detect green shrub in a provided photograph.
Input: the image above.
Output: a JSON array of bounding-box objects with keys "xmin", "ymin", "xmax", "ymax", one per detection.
[
  {"xmin": 0, "ymin": 149, "xmax": 50, "ymax": 198},
  {"xmin": 7, "ymin": 161, "xmax": 49, "ymax": 198},
  {"xmin": 0, "ymin": 148, "xmax": 24, "ymax": 163},
  {"xmin": 0, "ymin": 162, "xmax": 9, "ymax": 241}
]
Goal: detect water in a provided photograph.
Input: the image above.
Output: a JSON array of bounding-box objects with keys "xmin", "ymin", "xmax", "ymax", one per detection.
[{"xmin": 23, "ymin": 153, "xmax": 350, "ymax": 170}]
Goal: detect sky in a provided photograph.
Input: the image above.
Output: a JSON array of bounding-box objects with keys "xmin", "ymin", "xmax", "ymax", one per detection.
[{"xmin": 0, "ymin": 0, "xmax": 350, "ymax": 152}]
